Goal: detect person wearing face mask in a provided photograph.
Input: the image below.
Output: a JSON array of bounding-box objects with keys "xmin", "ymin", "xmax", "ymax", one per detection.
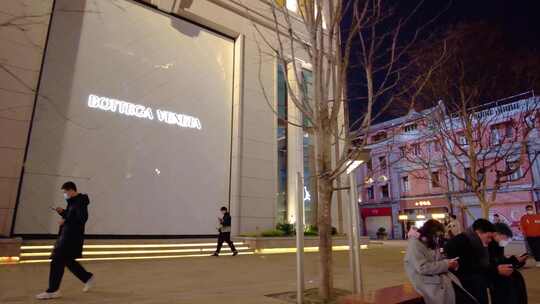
[
  {"xmin": 444, "ymin": 219, "xmax": 496, "ymax": 304},
  {"xmin": 488, "ymin": 223, "xmax": 528, "ymax": 304},
  {"xmin": 212, "ymin": 206, "xmax": 238, "ymax": 257},
  {"xmin": 404, "ymin": 220, "xmax": 477, "ymax": 304},
  {"xmin": 520, "ymin": 205, "xmax": 540, "ymax": 267},
  {"xmin": 36, "ymin": 181, "xmax": 94, "ymax": 300}
]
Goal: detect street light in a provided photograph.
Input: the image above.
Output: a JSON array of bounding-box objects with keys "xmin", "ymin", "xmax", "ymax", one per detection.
[{"xmin": 345, "ymin": 148, "xmax": 370, "ymax": 297}]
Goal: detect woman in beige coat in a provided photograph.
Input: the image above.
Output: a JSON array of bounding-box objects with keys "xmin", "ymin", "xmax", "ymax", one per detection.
[{"xmin": 404, "ymin": 220, "xmax": 468, "ymax": 304}]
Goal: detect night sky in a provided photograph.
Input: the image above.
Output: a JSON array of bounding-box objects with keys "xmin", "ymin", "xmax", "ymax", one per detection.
[{"xmin": 346, "ymin": 0, "xmax": 540, "ymax": 127}]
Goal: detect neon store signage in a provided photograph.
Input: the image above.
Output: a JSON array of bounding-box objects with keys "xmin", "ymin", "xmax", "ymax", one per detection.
[{"xmin": 87, "ymin": 94, "xmax": 202, "ymax": 130}]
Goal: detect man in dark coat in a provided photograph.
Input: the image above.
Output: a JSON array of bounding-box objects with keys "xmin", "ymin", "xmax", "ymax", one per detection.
[
  {"xmin": 444, "ymin": 219, "xmax": 495, "ymax": 304},
  {"xmin": 36, "ymin": 181, "xmax": 94, "ymax": 300},
  {"xmin": 212, "ymin": 206, "xmax": 238, "ymax": 256},
  {"xmin": 489, "ymin": 223, "xmax": 528, "ymax": 304}
]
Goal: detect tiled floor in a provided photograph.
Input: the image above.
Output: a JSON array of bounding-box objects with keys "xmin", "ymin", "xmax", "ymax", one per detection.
[{"xmin": 0, "ymin": 243, "xmax": 538, "ymax": 303}]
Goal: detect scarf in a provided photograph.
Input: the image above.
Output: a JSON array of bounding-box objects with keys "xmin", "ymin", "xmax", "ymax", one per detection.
[{"xmin": 464, "ymin": 228, "xmax": 490, "ymax": 269}]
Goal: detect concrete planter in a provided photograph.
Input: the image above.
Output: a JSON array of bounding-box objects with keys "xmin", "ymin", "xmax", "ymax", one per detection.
[{"xmin": 236, "ymin": 235, "xmax": 369, "ymax": 251}]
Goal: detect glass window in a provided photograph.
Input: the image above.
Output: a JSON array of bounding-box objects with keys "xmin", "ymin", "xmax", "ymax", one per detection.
[
  {"xmin": 379, "ymin": 156, "xmax": 387, "ymax": 170},
  {"xmin": 301, "ymin": 69, "xmax": 317, "ymax": 226},
  {"xmin": 381, "ymin": 185, "xmax": 389, "ymax": 198},
  {"xmin": 401, "ymin": 176, "xmax": 410, "ymax": 193},
  {"xmin": 372, "ymin": 132, "xmax": 387, "ymax": 143},
  {"xmin": 277, "ymin": 65, "xmax": 288, "ymax": 223},
  {"xmin": 458, "ymin": 133, "xmax": 468, "ymax": 146},
  {"xmin": 403, "ymin": 123, "xmax": 418, "ymax": 133},
  {"xmin": 431, "ymin": 171, "xmax": 440, "ymax": 188},
  {"xmin": 413, "ymin": 144, "xmax": 421, "ymax": 156},
  {"xmin": 507, "ymin": 161, "xmax": 522, "ymax": 181},
  {"xmin": 367, "ymin": 186, "xmax": 374, "ymax": 200},
  {"xmin": 399, "ymin": 146, "xmax": 406, "ymax": 158}
]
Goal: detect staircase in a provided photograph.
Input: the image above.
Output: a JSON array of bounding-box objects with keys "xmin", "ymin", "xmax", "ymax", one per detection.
[{"xmin": 18, "ymin": 239, "xmax": 253, "ymax": 263}]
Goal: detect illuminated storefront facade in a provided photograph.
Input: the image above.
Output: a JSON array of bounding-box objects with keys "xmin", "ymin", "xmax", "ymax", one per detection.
[{"xmin": 0, "ymin": 0, "xmax": 345, "ymax": 239}]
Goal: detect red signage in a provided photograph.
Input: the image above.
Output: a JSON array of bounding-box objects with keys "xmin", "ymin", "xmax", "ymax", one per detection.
[{"xmin": 361, "ymin": 207, "xmax": 392, "ymax": 218}]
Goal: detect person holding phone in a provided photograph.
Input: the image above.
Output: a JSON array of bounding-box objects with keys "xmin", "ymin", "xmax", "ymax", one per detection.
[
  {"xmin": 35, "ymin": 182, "xmax": 94, "ymax": 300},
  {"xmin": 211, "ymin": 206, "xmax": 238, "ymax": 257},
  {"xmin": 488, "ymin": 223, "xmax": 528, "ymax": 304},
  {"xmin": 444, "ymin": 219, "xmax": 495, "ymax": 304},
  {"xmin": 404, "ymin": 220, "xmax": 477, "ymax": 304}
]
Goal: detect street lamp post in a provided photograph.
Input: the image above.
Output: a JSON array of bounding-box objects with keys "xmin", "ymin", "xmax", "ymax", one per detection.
[
  {"xmin": 348, "ymin": 171, "xmax": 364, "ymax": 296},
  {"xmin": 296, "ymin": 172, "xmax": 305, "ymax": 304},
  {"xmin": 344, "ymin": 149, "xmax": 370, "ymax": 297}
]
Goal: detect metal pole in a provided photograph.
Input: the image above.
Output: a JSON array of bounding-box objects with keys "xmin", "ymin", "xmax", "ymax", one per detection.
[
  {"xmin": 349, "ymin": 172, "xmax": 364, "ymax": 297},
  {"xmin": 347, "ymin": 184, "xmax": 358, "ymax": 293},
  {"xmin": 296, "ymin": 172, "xmax": 305, "ymax": 304}
]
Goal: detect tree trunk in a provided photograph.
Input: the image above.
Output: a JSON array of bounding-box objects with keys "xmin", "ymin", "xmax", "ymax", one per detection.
[
  {"xmin": 317, "ymin": 124, "xmax": 334, "ymax": 300},
  {"xmin": 318, "ymin": 177, "xmax": 333, "ymax": 300},
  {"xmin": 480, "ymin": 202, "xmax": 490, "ymax": 219}
]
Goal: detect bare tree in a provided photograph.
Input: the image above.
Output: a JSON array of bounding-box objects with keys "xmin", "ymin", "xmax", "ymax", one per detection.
[
  {"xmin": 400, "ymin": 93, "xmax": 540, "ymax": 219},
  {"xmin": 397, "ymin": 22, "xmax": 540, "ymax": 219},
  {"xmin": 248, "ymin": 0, "xmax": 444, "ymax": 299}
]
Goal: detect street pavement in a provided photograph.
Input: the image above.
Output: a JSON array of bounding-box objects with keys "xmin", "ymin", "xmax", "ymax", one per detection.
[{"xmin": 0, "ymin": 242, "xmax": 538, "ymax": 303}]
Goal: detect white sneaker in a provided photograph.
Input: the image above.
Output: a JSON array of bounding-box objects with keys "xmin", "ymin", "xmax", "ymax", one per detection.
[
  {"xmin": 35, "ymin": 291, "xmax": 61, "ymax": 300},
  {"xmin": 536, "ymin": 262, "xmax": 540, "ymax": 268},
  {"xmin": 83, "ymin": 275, "xmax": 95, "ymax": 292}
]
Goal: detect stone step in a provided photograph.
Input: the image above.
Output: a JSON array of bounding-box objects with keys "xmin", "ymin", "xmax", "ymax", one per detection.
[{"xmin": 17, "ymin": 239, "xmax": 253, "ymax": 263}]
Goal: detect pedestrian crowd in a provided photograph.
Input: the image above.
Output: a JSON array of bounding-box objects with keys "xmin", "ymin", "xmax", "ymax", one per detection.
[{"xmin": 404, "ymin": 206, "xmax": 540, "ymax": 304}]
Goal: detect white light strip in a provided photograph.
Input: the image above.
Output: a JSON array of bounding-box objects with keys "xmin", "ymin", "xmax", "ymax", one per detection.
[
  {"xmin": 21, "ymin": 247, "xmax": 249, "ymax": 257},
  {"xmin": 21, "ymin": 242, "xmax": 245, "ymax": 250},
  {"xmin": 18, "ymin": 252, "xmax": 255, "ymax": 264}
]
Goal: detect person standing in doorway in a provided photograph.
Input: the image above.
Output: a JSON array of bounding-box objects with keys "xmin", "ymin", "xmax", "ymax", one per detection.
[
  {"xmin": 212, "ymin": 206, "xmax": 238, "ymax": 257},
  {"xmin": 36, "ymin": 181, "xmax": 94, "ymax": 300},
  {"xmin": 520, "ymin": 205, "xmax": 540, "ymax": 267}
]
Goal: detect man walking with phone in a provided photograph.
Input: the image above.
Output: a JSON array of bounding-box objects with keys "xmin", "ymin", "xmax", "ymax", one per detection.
[
  {"xmin": 36, "ymin": 181, "xmax": 95, "ymax": 300},
  {"xmin": 212, "ymin": 206, "xmax": 238, "ymax": 257}
]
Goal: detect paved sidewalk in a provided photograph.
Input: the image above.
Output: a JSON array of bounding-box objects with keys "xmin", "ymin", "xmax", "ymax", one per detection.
[{"xmin": 0, "ymin": 244, "xmax": 538, "ymax": 303}]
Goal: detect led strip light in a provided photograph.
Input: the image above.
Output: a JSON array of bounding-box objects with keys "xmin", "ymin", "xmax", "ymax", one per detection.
[
  {"xmin": 21, "ymin": 242, "xmax": 245, "ymax": 250},
  {"xmin": 21, "ymin": 247, "xmax": 249, "ymax": 257}
]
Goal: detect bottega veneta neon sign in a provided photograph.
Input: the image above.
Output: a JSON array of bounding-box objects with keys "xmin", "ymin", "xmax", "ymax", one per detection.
[{"xmin": 87, "ymin": 94, "xmax": 202, "ymax": 130}]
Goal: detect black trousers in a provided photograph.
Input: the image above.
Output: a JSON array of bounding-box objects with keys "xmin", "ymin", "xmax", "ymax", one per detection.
[
  {"xmin": 215, "ymin": 232, "xmax": 237, "ymax": 254},
  {"xmin": 526, "ymin": 237, "xmax": 540, "ymax": 261},
  {"xmin": 491, "ymin": 271, "xmax": 528, "ymax": 304},
  {"xmin": 47, "ymin": 256, "xmax": 92, "ymax": 292}
]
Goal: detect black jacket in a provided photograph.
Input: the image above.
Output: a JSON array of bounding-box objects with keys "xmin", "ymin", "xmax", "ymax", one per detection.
[
  {"xmin": 444, "ymin": 233, "xmax": 491, "ymax": 304},
  {"xmin": 52, "ymin": 194, "xmax": 90, "ymax": 259},
  {"xmin": 222, "ymin": 212, "xmax": 232, "ymax": 227},
  {"xmin": 488, "ymin": 242, "xmax": 527, "ymax": 304}
]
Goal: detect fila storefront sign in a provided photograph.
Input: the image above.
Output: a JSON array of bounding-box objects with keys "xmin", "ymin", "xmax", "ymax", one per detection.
[{"xmin": 87, "ymin": 94, "xmax": 202, "ymax": 130}]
